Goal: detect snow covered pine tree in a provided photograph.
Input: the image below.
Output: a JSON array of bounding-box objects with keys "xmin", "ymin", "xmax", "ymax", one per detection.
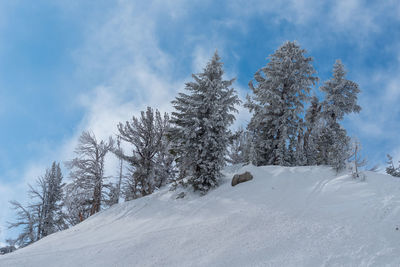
[
  {"xmin": 319, "ymin": 59, "xmax": 361, "ymax": 171},
  {"xmin": 386, "ymin": 154, "xmax": 400, "ymax": 177},
  {"xmin": 304, "ymin": 95, "xmax": 322, "ymax": 165},
  {"xmin": 245, "ymin": 41, "xmax": 318, "ymax": 166},
  {"xmin": 170, "ymin": 51, "xmax": 240, "ymax": 193},
  {"xmin": 226, "ymin": 126, "xmax": 246, "ymax": 165}
]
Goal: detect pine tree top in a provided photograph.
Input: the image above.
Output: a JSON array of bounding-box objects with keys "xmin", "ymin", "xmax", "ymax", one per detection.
[{"xmin": 321, "ymin": 59, "xmax": 361, "ymax": 121}]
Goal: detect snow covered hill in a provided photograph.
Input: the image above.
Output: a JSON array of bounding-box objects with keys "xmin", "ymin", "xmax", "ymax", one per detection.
[{"xmin": 1, "ymin": 165, "xmax": 400, "ymax": 267}]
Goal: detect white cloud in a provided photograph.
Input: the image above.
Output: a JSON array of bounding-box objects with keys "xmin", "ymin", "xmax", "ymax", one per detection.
[
  {"xmin": 226, "ymin": 0, "xmax": 400, "ymax": 50},
  {"xmin": 344, "ymin": 52, "xmax": 400, "ymax": 168},
  {"xmin": 383, "ymin": 78, "xmax": 400, "ymax": 103},
  {"xmin": 227, "ymin": 0, "xmax": 308, "ymax": 24},
  {"xmin": 331, "ymin": 0, "xmax": 376, "ymax": 31}
]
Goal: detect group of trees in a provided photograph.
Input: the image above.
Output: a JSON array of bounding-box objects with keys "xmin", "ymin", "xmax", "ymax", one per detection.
[
  {"xmin": 386, "ymin": 155, "xmax": 400, "ymax": 177},
  {"xmin": 233, "ymin": 42, "xmax": 361, "ymax": 171},
  {"xmin": 8, "ymin": 41, "xmax": 364, "ymax": 248}
]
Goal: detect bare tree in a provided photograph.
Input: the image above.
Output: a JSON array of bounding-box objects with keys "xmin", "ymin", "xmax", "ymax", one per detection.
[
  {"xmin": 66, "ymin": 131, "xmax": 114, "ymax": 220},
  {"xmin": 116, "ymin": 107, "xmax": 172, "ymax": 200},
  {"xmin": 28, "ymin": 162, "xmax": 66, "ymax": 238},
  {"xmin": 349, "ymin": 138, "xmax": 367, "ymax": 180},
  {"xmin": 115, "ymin": 136, "xmax": 124, "ymax": 204},
  {"xmin": 8, "ymin": 162, "xmax": 66, "ymax": 247},
  {"xmin": 7, "ymin": 201, "xmax": 36, "ymax": 248}
]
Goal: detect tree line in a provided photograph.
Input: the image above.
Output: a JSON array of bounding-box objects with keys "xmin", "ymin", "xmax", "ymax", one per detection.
[{"xmin": 7, "ymin": 41, "xmax": 375, "ymax": 248}]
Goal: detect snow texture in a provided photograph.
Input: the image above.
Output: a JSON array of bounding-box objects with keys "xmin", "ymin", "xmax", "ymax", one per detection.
[{"xmin": 1, "ymin": 165, "xmax": 400, "ymax": 266}]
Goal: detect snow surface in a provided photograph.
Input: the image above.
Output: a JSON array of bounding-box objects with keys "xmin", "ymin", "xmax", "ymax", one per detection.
[{"xmin": 1, "ymin": 165, "xmax": 400, "ymax": 266}]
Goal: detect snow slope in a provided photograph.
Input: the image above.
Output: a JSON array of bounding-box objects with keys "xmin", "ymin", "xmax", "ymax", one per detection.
[{"xmin": 1, "ymin": 165, "xmax": 400, "ymax": 267}]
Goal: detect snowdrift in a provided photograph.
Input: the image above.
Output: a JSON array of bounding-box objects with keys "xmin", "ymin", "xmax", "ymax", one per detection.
[{"xmin": 1, "ymin": 165, "xmax": 400, "ymax": 266}]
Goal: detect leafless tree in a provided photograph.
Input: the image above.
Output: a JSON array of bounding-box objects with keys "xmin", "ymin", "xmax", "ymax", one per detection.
[
  {"xmin": 66, "ymin": 131, "xmax": 114, "ymax": 219},
  {"xmin": 116, "ymin": 107, "xmax": 173, "ymax": 200}
]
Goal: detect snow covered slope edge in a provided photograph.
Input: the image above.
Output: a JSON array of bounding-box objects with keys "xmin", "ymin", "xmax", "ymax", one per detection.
[{"xmin": 1, "ymin": 165, "xmax": 400, "ymax": 266}]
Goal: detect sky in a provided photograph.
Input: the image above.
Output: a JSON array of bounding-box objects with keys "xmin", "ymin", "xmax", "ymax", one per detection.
[{"xmin": 0, "ymin": 0, "xmax": 400, "ymax": 244}]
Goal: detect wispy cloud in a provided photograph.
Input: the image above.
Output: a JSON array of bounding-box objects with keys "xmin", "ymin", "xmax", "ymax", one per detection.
[{"xmin": 345, "ymin": 53, "xmax": 400, "ymax": 165}]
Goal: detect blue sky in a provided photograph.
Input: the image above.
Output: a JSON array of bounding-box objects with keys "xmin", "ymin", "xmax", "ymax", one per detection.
[{"xmin": 0, "ymin": 0, "xmax": 400, "ymax": 243}]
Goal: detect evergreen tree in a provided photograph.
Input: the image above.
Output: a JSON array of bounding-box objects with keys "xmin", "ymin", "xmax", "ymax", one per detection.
[
  {"xmin": 170, "ymin": 51, "xmax": 240, "ymax": 193},
  {"xmin": 293, "ymin": 122, "xmax": 307, "ymax": 166},
  {"xmin": 317, "ymin": 124, "xmax": 350, "ymax": 171},
  {"xmin": 321, "ymin": 60, "xmax": 361, "ymax": 123},
  {"xmin": 304, "ymin": 95, "xmax": 322, "ymax": 165},
  {"xmin": 386, "ymin": 154, "xmax": 400, "ymax": 177},
  {"xmin": 319, "ymin": 60, "xmax": 361, "ymax": 170},
  {"xmin": 226, "ymin": 127, "xmax": 255, "ymax": 165},
  {"xmin": 226, "ymin": 127, "xmax": 246, "ymax": 165},
  {"xmin": 116, "ymin": 107, "xmax": 172, "ymax": 200},
  {"xmin": 245, "ymin": 41, "xmax": 317, "ymax": 166},
  {"xmin": 66, "ymin": 131, "xmax": 114, "ymax": 220}
]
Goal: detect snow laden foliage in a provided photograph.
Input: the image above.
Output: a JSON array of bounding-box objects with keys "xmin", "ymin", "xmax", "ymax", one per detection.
[
  {"xmin": 33, "ymin": 162, "xmax": 66, "ymax": 237},
  {"xmin": 316, "ymin": 125, "xmax": 350, "ymax": 171},
  {"xmin": 5, "ymin": 43, "xmax": 366, "ymax": 251},
  {"xmin": 63, "ymin": 183, "xmax": 92, "ymax": 226},
  {"xmin": 114, "ymin": 138, "xmax": 124, "ymax": 202},
  {"xmin": 321, "ymin": 60, "xmax": 361, "ymax": 122},
  {"xmin": 226, "ymin": 127, "xmax": 246, "ymax": 165},
  {"xmin": 154, "ymin": 127, "xmax": 176, "ymax": 188},
  {"xmin": 226, "ymin": 127, "xmax": 254, "ymax": 165},
  {"xmin": 170, "ymin": 52, "xmax": 240, "ymax": 193},
  {"xmin": 348, "ymin": 138, "xmax": 367, "ymax": 179},
  {"xmin": 385, "ymin": 154, "xmax": 400, "ymax": 177},
  {"xmin": 318, "ymin": 60, "xmax": 361, "ymax": 171},
  {"xmin": 116, "ymin": 107, "xmax": 174, "ymax": 200},
  {"xmin": 101, "ymin": 136, "xmax": 131, "ymax": 207},
  {"xmin": 65, "ymin": 131, "xmax": 114, "ymax": 223},
  {"xmin": 304, "ymin": 95, "xmax": 322, "ymax": 165},
  {"xmin": 8, "ymin": 162, "xmax": 66, "ymax": 247},
  {"xmin": 245, "ymin": 41, "xmax": 317, "ymax": 166},
  {"xmin": 245, "ymin": 43, "xmax": 361, "ymax": 171}
]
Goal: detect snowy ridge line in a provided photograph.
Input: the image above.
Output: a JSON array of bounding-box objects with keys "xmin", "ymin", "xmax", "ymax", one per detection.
[{"xmin": 1, "ymin": 165, "xmax": 400, "ymax": 266}]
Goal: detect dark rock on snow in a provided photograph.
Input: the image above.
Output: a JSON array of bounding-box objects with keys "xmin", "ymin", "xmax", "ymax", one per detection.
[{"xmin": 231, "ymin": 172, "xmax": 253, "ymax": 187}]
